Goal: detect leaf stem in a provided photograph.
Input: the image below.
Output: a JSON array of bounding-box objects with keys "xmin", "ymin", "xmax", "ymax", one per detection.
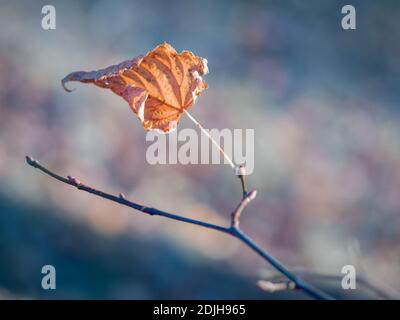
[{"xmin": 183, "ymin": 110, "xmax": 236, "ymax": 171}]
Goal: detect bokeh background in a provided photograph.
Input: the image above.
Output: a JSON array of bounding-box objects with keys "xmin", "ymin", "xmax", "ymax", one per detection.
[{"xmin": 0, "ymin": 0, "xmax": 399, "ymax": 299}]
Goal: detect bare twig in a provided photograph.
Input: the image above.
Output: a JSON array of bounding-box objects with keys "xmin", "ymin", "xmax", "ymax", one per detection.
[
  {"xmin": 231, "ymin": 190, "xmax": 257, "ymax": 228},
  {"xmin": 265, "ymin": 270, "xmax": 397, "ymax": 300},
  {"xmin": 257, "ymin": 279, "xmax": 296, "ymax": 293},
  {"xmin": 236, "ymin": 165, "xmax": 248, "ymax": 197},
  {"xmin": 26, "ymin": 155, "xmax": 335, "ymax": 300},
  {"xmin": 25, "ymin": 156, "xmax": 229, "ymax": 234}
]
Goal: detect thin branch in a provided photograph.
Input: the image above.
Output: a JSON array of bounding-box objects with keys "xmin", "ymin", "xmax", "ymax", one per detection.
[
  {"xmin": 229, "ymin": 227, "xmax": 334, "ymax": 300},
  {"xmin": 266, "ymin": 270, "xmax": 397, "ymax": 300},
  {"xmin": 25, "ymin": 156, "xmax": 230, "ymax": 234},
  {"xmin": 26, "ymin": 155, "xmax": 335, "ymax": 300}
]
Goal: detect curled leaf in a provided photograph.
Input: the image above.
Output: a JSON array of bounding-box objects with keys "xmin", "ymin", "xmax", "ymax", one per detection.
[{"xmin": 62, "ymin": 43, "xmax": 208, "ymax": 133}]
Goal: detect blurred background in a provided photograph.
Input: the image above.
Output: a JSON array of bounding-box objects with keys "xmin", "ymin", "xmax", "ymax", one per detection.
[{"xmin": 0, "ymin": 0, "xmax": 399, "ymax": 299}]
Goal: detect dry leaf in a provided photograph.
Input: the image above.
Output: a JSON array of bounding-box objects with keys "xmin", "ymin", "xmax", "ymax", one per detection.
[{"xmin": 62, "ymin": 43, "xmax": 208, "ymax": 133}]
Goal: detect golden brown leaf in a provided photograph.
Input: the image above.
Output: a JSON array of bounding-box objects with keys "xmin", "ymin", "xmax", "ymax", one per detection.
[{"xmin": 62, "ymin": 43, "xmax": 209, "ymax": 133}]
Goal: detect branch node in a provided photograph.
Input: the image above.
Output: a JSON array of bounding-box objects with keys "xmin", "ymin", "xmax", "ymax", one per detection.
[
  {"xmin": 235, "ymin": 165, "xmax": 246, "ymax": 176},
  {"xmin": 119, "ymin": 193, "xmax": 126, "ymax": 200},
  {"xmin": 141, "ymin": 206, "xmax": 151, "ymax": 214},
  {"xmin": 67, "ymin": 176, "xmax": 82, "ymax": 188},
  {"xmin": 25, "ymin": 155, "xmax": 38, "ymax": 167}
]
